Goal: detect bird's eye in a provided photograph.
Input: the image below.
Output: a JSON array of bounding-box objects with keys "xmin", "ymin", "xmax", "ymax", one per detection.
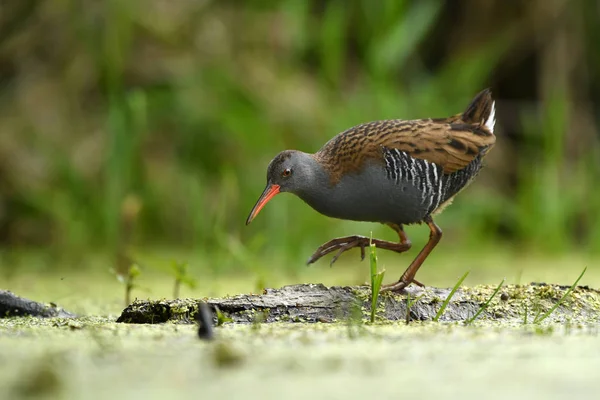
[{"xmin": 282, "ymin": 168, "xmax": 292, "ymax": 177}]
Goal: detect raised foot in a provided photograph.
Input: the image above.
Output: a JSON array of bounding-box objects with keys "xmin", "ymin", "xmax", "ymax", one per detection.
[
  {"xmin": 306, "ymin": 235, "xmax": 370, "ymax": 266},
  {"xmin": 306, "ymin": 234, "xmax": 413, "ymax": 268}
]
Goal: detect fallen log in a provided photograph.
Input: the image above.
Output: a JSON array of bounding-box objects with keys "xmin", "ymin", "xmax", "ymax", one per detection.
[
  {"xmin": 0, "ymin": 290, "xmax": 76, "ymax": 318},
  {"xmin": 116, "ymin": 282, "xmax": 600, "ymax": 325}
]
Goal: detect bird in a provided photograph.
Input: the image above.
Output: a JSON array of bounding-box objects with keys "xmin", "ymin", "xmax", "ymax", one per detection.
[{"xmin": 246, "ymin": 89, "xmax": 496, "ymax": 292}]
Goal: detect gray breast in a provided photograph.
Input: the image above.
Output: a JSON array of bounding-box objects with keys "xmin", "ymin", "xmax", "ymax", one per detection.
[{"xmin": 298, "ymin": 149, "xmax": 483, "ymax": 225}]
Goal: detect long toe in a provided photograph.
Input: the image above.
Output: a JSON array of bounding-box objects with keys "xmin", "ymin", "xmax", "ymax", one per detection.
[
  {"xmin": 306, "ymin": 252, "xmax": 324, "ymax": 265},
  {"xmin": 307, "ymin": 236, "xmax": 372, "ymax": 266},
  {"xmin": 329, "ymin": 240, "xmax": 357, "ymax": 266},
  {"xmin": 412, "ymin": 278, "xmax": 425, "ymax": 287},
  {"xmin": 306, "ymin": 246, "xmax": 333, "ymax": 265},
  {"xmin": 330, "ymin": 238, "xmax": 371, "ymax": 266},
  {"xmin": 307, "ymin": 244, "xmax": 346, "ymax": 265},
  {"xmin": 307, "ymin": 237, "xmax": 363, "ymax": 265},
  {"xmin": 380, "ymin": 280, "xmax": 410, "ymax": 294}
]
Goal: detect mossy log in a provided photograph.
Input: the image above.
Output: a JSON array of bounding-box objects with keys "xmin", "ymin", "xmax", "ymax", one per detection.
[
  {"xmin": 116, "ymin": 283, "xmax": 600, "ymax": 325},
  {"xmin": 0, "ymin": 290, "xmax": 76, "ymax": 318}
]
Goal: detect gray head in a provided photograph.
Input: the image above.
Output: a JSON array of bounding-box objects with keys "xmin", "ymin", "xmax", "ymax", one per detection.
[{"xmin": 246, "ymin": 150, "xmax": 324, "ymax": 224}]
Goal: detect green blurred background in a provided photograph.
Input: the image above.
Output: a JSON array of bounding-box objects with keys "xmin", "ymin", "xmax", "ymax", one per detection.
[{"xmin": 1, "ymin": 0, "xmax": 599, "ymax": 302}]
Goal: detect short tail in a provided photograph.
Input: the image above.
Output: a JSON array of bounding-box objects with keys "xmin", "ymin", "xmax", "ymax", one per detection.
[{"xmin": 461, "ymin": 88, "xmax": 496, "ymax": 133}]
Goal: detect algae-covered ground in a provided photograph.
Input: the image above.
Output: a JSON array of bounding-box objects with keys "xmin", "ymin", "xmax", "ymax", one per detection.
[
  {"xmin": 2, "ymin": 251, "xmax": 600, "ymax": 399},
  {"xmin": 2, "ymin": 318, "xmax": 600, "ymax": 400}
]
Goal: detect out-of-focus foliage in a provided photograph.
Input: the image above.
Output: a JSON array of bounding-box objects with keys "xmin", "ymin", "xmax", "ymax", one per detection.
[{"xmin": 0, "ymin": 0, "xmax": 598, "ymax": 271}]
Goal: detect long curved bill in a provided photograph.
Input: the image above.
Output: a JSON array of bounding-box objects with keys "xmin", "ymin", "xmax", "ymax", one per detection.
[{"xmin": 246, "ymin": 184, "xmax": 281, "ymax": 225}]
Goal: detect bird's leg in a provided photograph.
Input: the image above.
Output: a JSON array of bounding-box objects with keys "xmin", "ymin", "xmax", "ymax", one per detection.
[
  {"xmin": 381, "ymin": 216, "xmax": 442, "ymax": 293},
  {"xmin": 306, "ymin": 223, "xmax": 412, "ymax": 266}
]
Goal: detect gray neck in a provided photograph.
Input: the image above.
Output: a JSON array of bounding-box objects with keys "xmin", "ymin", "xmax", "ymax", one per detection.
[{"xmin": 292, "ymin": 156, "xmax": 336, "ymax": 215}]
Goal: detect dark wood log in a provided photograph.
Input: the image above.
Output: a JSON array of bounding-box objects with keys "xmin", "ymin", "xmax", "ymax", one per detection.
[
  {"xmin": 0, "ymin": 290, "xmax": 76, "ymax": 318},
  {"xmin": 116, "ymin": 283, "xmax": 600, "ymax": 325}
]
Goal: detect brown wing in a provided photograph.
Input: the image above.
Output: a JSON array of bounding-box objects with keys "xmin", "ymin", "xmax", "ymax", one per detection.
[
  {"xmin": 314, "ymin": 89, "xmax": 496, "ymax": 183},
  {"xmin": 314, "ymin": 119, "xmax": 495, "ymax": 183},
  {"xmin": 378, "ymin": 119, "xmax": 496, "ymax": 174}
]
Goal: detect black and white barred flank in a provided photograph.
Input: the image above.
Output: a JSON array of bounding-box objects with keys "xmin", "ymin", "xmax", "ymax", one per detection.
[{"xmin": 382, "ymin": 147, "xmax": 483, "ymax": 215}]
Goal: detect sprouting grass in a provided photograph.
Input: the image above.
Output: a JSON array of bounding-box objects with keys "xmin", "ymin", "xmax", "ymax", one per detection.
[
  {"xmin": 405, "ymin": 292, "xmax": 423, "ymax": 325},
  {"xmin": 405, "ymin": 292, "xmax": 411, "ymax": 324},
  {"xmin": 433, "ymin": 271, "xmax": 470, "ymax": 322},
  {"xmin": 465, "ymin": 278, "xmax": 505, "ymax": 324},
  {"xmin": 369, "ymin": 239, "xmax": 385, "ymax": 324},
  {"xmin": 533, "ymin": 267, "xmax": 587, "ymax": 324},
  {"xmin": 170, "ymin": 260, "xmax": 197, "ymax": 299},
  {"xmin": 215, "ymin": 307, "xmax": 233, "ymax": 326},
  {"xmin": 110, "ymin": 263, "xmax": 142, "ymax": 306}
]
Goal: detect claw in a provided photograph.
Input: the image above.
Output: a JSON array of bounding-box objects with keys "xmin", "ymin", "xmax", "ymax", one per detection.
[
  {"xmin": 307, "ymin": 240, "xmax": 351, "ymax": 266},
  {"xmin": 329, "ymin": 257, "xmax": 337, "ymax": 267},
  {"xmin": 307, "ymin": 233, "xmax": 411, "ymax": 268},
  {"xmin": 329, "ymin": 247, "xmax": 346, "ymax": 266},
  {"xmin": 330, "ymin": 240, "xmax": 357, "ymax": 266},
  {"xmin": 412, "ymin": 278, "xmax": 425, "ymax": 287}
]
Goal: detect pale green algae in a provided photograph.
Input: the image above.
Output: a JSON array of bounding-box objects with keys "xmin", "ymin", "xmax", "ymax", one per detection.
[
  {"xmin": 2, "ymin": 317, "xmax": 600, "ymax": 400},
  {"xmin": 3, "ymin": 278, "xmax": 600, "ymax": 400}
]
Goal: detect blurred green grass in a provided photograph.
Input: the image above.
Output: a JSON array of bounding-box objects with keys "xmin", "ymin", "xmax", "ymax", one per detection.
[{"xmin": 0, "ymin": 0, "xmax": 599, "ymax": 282}]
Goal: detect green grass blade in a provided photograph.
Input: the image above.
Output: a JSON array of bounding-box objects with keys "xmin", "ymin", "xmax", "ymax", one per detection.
[
  {"xmin": 433, "ymin": 271, "xmax": 470, "ymax": 322},
  {"xmin": 369, "ymin": 237, "xmax": 375, "ymax": 293},
  {"xmin": 533, "ymin": 306, "xmax": 543, "ymax": 323},
  {"xmin": 405, "ymin": 293, "xmax": 423, "ymax": 325},
  {"xmin": 533, "ymin": 267, "xmax": 587, "ymax": 324},
  {"xmin": 371, "ymin": 271, "xmax": 385, "ymax": 323},
  {"xmin": 405, "ymin": 292, "xmax": 411, "ymax": 325},
  {"xmin": 369, "ymin": 239, "xmax": 385, "ymax": 323},
  {"xmin": 465, "ymin": 278, "xmax": 505, "ymax": 324}
]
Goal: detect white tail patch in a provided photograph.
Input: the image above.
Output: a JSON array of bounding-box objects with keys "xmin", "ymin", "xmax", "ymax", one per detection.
[{"xmin": 485, "ymin": 101, "xmax": 496, "ymax": 133}]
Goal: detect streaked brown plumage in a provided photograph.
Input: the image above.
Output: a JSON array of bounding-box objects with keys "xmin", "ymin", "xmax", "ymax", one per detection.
[
  {"xmin": 247, "ymin": 89, "xmax": 496, "ymax": 292},
  {"xmin": 315, "ymin": 91, "xmax": 496, "ymax": 183}
]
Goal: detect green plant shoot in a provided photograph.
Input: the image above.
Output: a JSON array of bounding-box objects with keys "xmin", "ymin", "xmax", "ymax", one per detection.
[
  {"xmin": 433, "ymin": 271, "xmax": 470, "ymax": 322},
  {"xmin": 215, "ymin": 306, "xmax": 233, "ymax": 326},
  {"xmin": 171, "ymin": 261, "xmax": 197, "ymax": 299},
  {"xmin": 111, "ymin": 263, "xmax": 142, "ymax": 306},
  {"xmin": 405, "ymin": 293, "xmax": 423, "ymax": 325},
  {"xmin": 369, "ymin": 239, "xmax": 385, "ymax": 323},
  {"xmin": 533, "ymin": 267, "xmax": 587, "ymax": 324},
  {"xmin": 466, "ymin": 278, "xmax": 505, "ymax": 324}
]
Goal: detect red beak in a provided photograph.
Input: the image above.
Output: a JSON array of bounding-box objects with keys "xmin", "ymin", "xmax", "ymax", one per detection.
[{"xmin": 246, "ymin": 184, "xmax": 281, "ymax": 225}]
